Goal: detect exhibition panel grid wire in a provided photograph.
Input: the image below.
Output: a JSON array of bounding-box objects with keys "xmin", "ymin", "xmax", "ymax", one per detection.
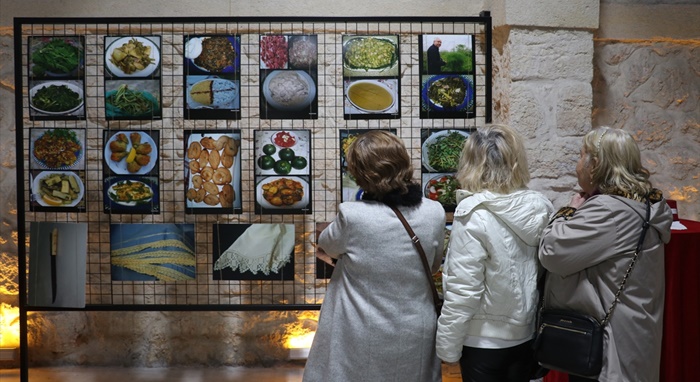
[{"xmin": 14, "ymin": 15, "xmax": 492, "ymax": 313}]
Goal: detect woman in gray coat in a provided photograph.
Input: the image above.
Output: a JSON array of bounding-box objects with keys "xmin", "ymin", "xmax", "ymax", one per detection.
[
  {"xmin": 303, "ymin": 130, "xmax": 446, "ymax": 382},
  {"xmin": 539, "ymin": 127, "xmax": 673, "ymax": 382}
]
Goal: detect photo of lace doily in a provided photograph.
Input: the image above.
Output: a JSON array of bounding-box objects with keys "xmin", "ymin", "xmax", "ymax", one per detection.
[{"xmin": 213, "ymin": 223, "xmax": 294, "ymax": 276}]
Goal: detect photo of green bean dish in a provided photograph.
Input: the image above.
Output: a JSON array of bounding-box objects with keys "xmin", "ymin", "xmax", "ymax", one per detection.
[{"xmin": 422, "ymin": 130, "xmax": 469, "ymax": 172}]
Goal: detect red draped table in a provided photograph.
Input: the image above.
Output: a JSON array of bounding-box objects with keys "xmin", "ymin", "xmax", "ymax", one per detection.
[{"xmin": 543, "ymin": 219, "xmax": 700, "ymax": 382}]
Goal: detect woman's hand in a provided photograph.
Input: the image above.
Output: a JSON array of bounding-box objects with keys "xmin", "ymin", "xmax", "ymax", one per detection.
[{"xmin": 569, "ymin": 192, "xmax": 589, "ymax": 209}]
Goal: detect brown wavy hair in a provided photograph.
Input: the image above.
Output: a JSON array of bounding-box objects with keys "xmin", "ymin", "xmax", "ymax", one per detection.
[{"xmin": 346, "ymin": 130, "xmax": 414, "ymax": 198}]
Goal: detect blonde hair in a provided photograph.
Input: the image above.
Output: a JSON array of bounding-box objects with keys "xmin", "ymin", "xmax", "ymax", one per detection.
[
  {"xmin": 346, "ymin": 130, "xmax": 413, "ymax": 198},
  {"xmin": 455, "ymin": 124, "xmax": 530, "ymax": 194},
  {"xmin": 582, "ymin": 126, "xmax": 652, "ymax": 197}
]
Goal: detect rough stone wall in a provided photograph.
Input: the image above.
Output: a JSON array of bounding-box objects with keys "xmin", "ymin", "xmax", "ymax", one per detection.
[{"xmin": 592, "ymin": 39, "xmax": 700, "ymax": 219}]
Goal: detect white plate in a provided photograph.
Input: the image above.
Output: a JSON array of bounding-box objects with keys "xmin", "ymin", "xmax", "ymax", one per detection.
[
  {"xmin": 256, "ymin": 176, "xmax": 309, "ymax": 209},
  {"xmin": 421, "ymin": 130, "xmax": 470, "ymax": 172},
  {"xmin": 29, "ymin": 81, "xmax": 84, "ymax": 115},
  {"xmin": 342, "ymin": 36, "xmax": 399, "ymax": 77},
  {"xmin": 346, "ymin": 79, "xmax": 396, "ymax": 113},
  {"xmin": 105, "ymin": 36, "xmax": 160, "ymax": 77},
  {"xmin": 262, "ymin": 70, "xmax": 316, "ymax": 111},
  {"xmin": 186, "ymin": 78, "xmax": 238, "ymax": 109},
  {"xmin": 104, "ymin": 131, "xmax": 158, "ymax": 175},
  {"xmin": 32, "ymin": 171, "xmax": 84, "ymax": 207},
  {"xmin": 107, "ymin": 179, "xmax": 154, "ymax": 206},
  {"xmin": 255, "ymin": 130, "xmax": 310, "ymax": 176}
]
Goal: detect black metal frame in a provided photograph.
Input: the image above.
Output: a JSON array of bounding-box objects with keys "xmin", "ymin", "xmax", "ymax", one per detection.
[{"xmin": 13, "ymin": 14, "xmax": 492, "ymax": 381}]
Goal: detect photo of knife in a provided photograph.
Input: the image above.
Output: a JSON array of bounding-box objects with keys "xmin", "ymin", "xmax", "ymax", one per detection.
[{"xmin": 50, "ymin": 227, "xmax": 58, "ymax": 303}]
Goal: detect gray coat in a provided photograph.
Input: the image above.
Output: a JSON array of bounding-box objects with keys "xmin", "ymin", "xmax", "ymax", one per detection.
[
  {"xmin": 303, "ymin": 198, "xmax": 446, "ymax": 382},
  {"xmin": 539, "ymin": 194, "xmax": 672, "ymax": 382}
]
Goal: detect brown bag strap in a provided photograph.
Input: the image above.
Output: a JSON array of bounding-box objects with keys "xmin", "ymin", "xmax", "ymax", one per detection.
[{"xmin": 388, "ymin": 205, "xmax": 442, "ymax": 315}]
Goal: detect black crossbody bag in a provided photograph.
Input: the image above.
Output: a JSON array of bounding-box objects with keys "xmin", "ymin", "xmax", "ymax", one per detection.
[{"xmin": 533, "ymin": 197, "xmax": 651, "ymax": 378}]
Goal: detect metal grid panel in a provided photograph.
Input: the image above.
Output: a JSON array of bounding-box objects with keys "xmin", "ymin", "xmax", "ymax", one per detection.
[{"xmin": 16, "ymin": 16, "xmax": 491, "ymax": 311}]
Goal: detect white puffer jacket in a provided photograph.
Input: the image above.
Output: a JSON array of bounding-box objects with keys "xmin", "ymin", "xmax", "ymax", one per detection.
[{"xmin": 436, "ymin": 189, "xmax": 553, "ymax": 363}]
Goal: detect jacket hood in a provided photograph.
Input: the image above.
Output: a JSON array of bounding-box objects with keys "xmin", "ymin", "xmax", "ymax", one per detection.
[
  {"xmin": 454, "ymin": 189, "xmax": 553, "ymax": 246},
  {"xmin": 602, "ymin": 191, "xmax": 672, "ymax": 244}
]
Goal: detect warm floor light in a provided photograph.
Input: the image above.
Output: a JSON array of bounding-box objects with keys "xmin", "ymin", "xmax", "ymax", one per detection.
[
  {"xmin": 0, "ymin": 303, "xmax": 20, "ymax": 347},
  {"xmin": 286, "ymin": 331, "xmax": 315, "ymax": 360}
]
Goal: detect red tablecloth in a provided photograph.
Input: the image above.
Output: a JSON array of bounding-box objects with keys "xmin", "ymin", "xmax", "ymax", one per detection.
[{"xmin": 544, "ymin": 220, "xmax": 700, "ymax": 382}]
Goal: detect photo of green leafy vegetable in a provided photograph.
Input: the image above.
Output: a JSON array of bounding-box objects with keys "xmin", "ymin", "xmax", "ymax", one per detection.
[
  {"xmin": 105, "ymin": 84, "xmax": 159, "ymax": 117},
  {"xmin": 30, "ymin": 37, "xmax": 83, "ymax": 77},
  {"xmin": 30, "ymin": 83, "xmax": 83, "ymax": 114}
]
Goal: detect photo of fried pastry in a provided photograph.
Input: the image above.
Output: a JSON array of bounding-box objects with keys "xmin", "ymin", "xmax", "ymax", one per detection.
[{"xmin": 185, "ymin": 130, "xmax": 241, "ymax": 212}]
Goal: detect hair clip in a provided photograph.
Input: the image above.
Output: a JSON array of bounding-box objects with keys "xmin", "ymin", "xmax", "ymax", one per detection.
[{"xmin": 596, "ymin": 130, "xmax": 607, "ymax": 150}]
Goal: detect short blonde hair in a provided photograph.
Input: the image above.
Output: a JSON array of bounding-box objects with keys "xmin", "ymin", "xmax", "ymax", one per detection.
[
  {"xmin": 346, "ymin": 130, "xmax": 413, "ymax": 197},
  {"xmin": 582, "ymin": 126, "xmax": 652, "ymax": 197},
  {"xmin": 455, "ymin": 124, "xmax": 530, "ymax": 194}
]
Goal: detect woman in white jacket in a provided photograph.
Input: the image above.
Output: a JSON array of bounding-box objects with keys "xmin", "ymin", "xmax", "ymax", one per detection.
[{"xmin": 436, "ymin": 124, "xmax": 553, "ymax": 382}]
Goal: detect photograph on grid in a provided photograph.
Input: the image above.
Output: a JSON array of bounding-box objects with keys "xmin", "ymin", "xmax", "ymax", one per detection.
[
  {"xmin": 28, "ymin": 222, "xmax": 88, "ymax": 308},
  {"xmin": 254, "ymin": 129, "xmax": 312, "ymax": 214},
  {"xmin": 419, "ymin": 34, "xmax": 476, "ymax": 119},
  {"xmin": 259, "ymin": 34, "xmax": 319, "ymax": 120},
  {"xmin": 104, "ymin": 35, "xmax": 162, "ymax": 120},
  {"xmin": 212, "ymin": 223, "xmax": 295, "ymax": 281},
  {"xmin": 27, "ymin": 36, "xmax": 86, "ymax": 121},
  {"xmin": 342, "ymin": 35, "xmax": 400, "ymax": 119},
  {"xmin": 184, "ymin": 34, "xmax": 241, "ymax": 120},
  {"xmin": 185, "ymin": 130, "xmax": 242, "ymax": 214},
  {"xmin": 420, "ymin": 128, "xmax": 469, "ymax": 212},
  {"xmin": 110, "ymin": 223, "xmax": 195, "ymax": 282}
]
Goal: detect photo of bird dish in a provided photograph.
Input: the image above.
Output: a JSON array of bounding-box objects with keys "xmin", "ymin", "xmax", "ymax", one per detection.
[
  {"xmin": 104, "ymin": 131, "xmax": 158, "ymax": 175},
  {"xmin": 342, "ymin": 35, "xmax": 399, "ymax": 77},
  {"xmin": 105, "ymin": 36, "xmax": 160, "ymax": 77},
  {"xmin": 185, "ymin": 131, "xmax": 241, "ymax": 211},
  {"xmin": 31, "ymin": 128, "xmax": 85, "ymax": 170},
  {"xmin": 186, "ymin": 77, "xmax": 239, "ymax": 109},
  {"xmin": 254, "ymin": 130, "xmax": 310, "ymax": 177},
  {"xmin": 185, "ymin": 35, "xmax": 239, "ymax": 74},
  {"xmin": 345, "ymin": 79, "xmax": 398, "ymax": 115}
]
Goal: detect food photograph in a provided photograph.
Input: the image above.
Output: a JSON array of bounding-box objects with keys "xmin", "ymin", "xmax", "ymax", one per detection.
[
  {"xmin": 421, "ymin": 129, "xmax": 470, "ymax": 173},
  {"xmin": 103, "ymin": 176, "xmax": 160, "ymax": 214},
  {"xmin": 254, "ymin": 130, "xmax": 310, "ymax": 177},
  {"xmin": 184, "ymin": 35, "xmax": 240, "ymax": 74},
  {"xmin": 185, "ymin": 76, "xmax": 239, "ymax": 113},
  {"xmin": 184, "ymin": 131, "xmax": 242, "ymax": 213},
  {"xmin": 255, "ymin": 175, "xmax": 311, "ymax": 214},
  {"xmin": 420, "ymin": 74, "xmax": 475, "ymax": 118},
  {"xmin": 342, "ymin": 35, "xmax": 399, "ymax": 78},
  {"xmin": 103, "ymin": 130, "xmax": 159, "ymax": 176},
  {"xmin": 28, "ymin": 80, "xmax": 85, "ymax": 119},
  {"xmin": 422, "ymin": 173, "xmax": 459, "ymax": 212},
  {"xmin": 30, "ymin": 170, "xmax": 86, "ymax": 210},
  {"xmin": 105, "ymin": 80, "xmax": 161, "ymax": 119},
  {"xmin": 260, "ymin": 69, "xmax": 318, "ymax": 119},
  {"xmin": 104, "ymin": 36, "xmax": 161, "ymax": 78},
  {"xmin": 28, "ymin": 36, "xmax": 84, "ymax": 79},
  {"xmin": 344, "ymin": 78, "xmax": 399, "ymax": 117},
  {"xmin": 30, "ymin": 128, "xmax": 85, "ymax": 170}
]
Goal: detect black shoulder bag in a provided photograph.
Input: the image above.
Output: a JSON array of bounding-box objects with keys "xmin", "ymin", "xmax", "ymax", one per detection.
[
  {"xmin": 388, "ymin": 205, "xmax": 443, "ymax": 317},
  {"xmin": 533, "ymin": 197, "xmax": 651, "ymax": 378}
]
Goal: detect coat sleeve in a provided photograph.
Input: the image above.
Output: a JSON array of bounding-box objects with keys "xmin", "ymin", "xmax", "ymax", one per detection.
[
  {"xmin": 539, "ymin": 197, "xmax": 621, "ymax": 277},
  {"xmin": 436, "ymin": 211, "xmax": 488, "ymax": 363},
  {"xmin": 317, "ymin": 205, "xmax": 350, "ymax": 259}
]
